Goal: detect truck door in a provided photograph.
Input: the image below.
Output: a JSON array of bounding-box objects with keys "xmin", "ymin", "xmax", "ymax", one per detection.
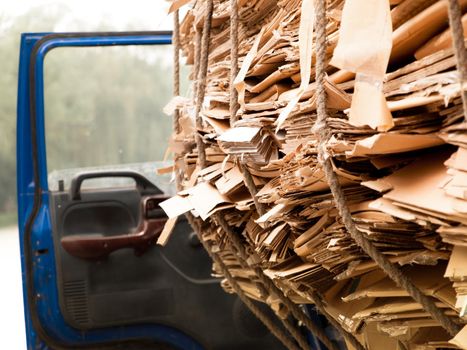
[{"xmin": 17, "ymin": 32, "xmax": 286, "ymax": 350}]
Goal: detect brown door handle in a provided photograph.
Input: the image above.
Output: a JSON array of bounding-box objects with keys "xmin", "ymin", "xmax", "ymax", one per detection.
[{"xmin": 61, "ymin": 196, "xmax": 168, "ymax": 260}]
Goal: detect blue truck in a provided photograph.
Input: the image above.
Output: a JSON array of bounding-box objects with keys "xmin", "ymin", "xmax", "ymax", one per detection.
[{"xmin": 16, "ymin": 31, "xmax": 335, "ymax": 350}]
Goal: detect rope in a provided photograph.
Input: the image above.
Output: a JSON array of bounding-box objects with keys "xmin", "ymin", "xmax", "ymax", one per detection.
[
  {"xmin": 230, "ymin": 0, "xmax": 240, "ymax": 126},
  {"xmin": 194, "ymin": 29, "xmax": 202, "ymax": 101},
  {"xmin": 216, "ymin": 215, "xmax": 340, "ymax": 350},
  {"xmin": 398, "ymin": 340, "xmax": 409, "ymax": 350},
  {"xmin": 283, "ymin": 317, "xmax": 311, "ymax": 350},
  {"xmin": 187, "ymin": 3, "xmax": 313, "ymax": 349},
  {"xmin": 239, "ymin": 162, "xmax": 267, "ymax": 216},
  {"xmin": 186, "ymin": 214, "xmax": 302, "ymax": 350},
  {"xmin": 174, "ymin": 9, "xmax": 299, "ymax": 349},
  {"xmin": 224, "ymin": 3, "xmax": 342, "ymax": 348},
  {"xmin": 173, "ymin": 9, "xmax": 184, "ymax": 193},
  {"xmin": 228, "ymin": 0, "xmax": 267, "ymax": 220},
  {"xmin": 312, "ymin": 0, "xmax": 461, "ymax": 337},
  {"xmin": 215, "ymin": 226, "xmax": 310, "ymax": 350},
  {"xmin": 447, "ymin": 0, "xmax": 467, "ymax": 122},
  {"xmin": 309, "ymin": 291, "xmax": 366, "ymax": 350},
  {"xmin": 173, "ymin": 9, "xmax": 181, "ymax": 134},
  {"xmin": 194, "ymin": 0, "xmax": 214, "ymax": 169},
  {"xmin": 173, "ymin": 11, "xmax": 299, "ymax": 349}
]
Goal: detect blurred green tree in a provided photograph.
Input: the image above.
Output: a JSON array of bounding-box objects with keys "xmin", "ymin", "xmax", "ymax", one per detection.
[{"xmin": 0, "ymin": 7, "xmax": 188, "ymax": 226}]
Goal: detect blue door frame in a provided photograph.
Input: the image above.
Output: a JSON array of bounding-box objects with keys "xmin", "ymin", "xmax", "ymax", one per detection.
[
  {"xmin": 16, "ymin": 31, "xmax": 334, "ymax": 350},
  {"xmin": 16, "ymin": 31, "xmax": 205, "ymax": 350}
]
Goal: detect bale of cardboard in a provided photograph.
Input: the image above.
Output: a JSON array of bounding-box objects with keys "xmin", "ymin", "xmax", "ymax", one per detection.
[{"xmin": 161, "ymin": 1, "xmax": 467, "ymax": 348}]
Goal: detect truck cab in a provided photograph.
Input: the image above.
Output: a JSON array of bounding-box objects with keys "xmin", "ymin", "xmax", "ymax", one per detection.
[{"xmin": 16, "ymin": 31, "xmax": 291, "ymax": 349}]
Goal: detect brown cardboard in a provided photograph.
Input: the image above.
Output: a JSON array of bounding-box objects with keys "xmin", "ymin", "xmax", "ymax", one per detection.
[
  {"xmin": 173, "ymin": 1, "xmax": 467, "ymax": 348},
  {"xmin": 187, "ymin": 182, "xmax": 231, "ymax": 220},
  {"xmin": 159, "ymin": 195, "xmax": 193, "ymax": 219},
  {"xmin": 274, "ymin": 0, "xmax": 315, "ymax": 131},
  {"xmin": 330, "ymin": 0, "xmax": 393, "ymax": 131},
  {"xmin": 416, "ymin": 13, "xmax": 467, "ymax": 60},
  {"xmin": 347, "ymin": 133, "xmax": 444, "ymax": 157},
  {"xmin": 157, "ymin": 217, "xmax": 178, "ymax": 246},
  {"xmin": 445, "ymin": 246, "xmax": 467, "ymax": 281},
  {"xmin": 449, "ymin": 324, "xmax": 467, "ymax": 349},
  {"xmin": 391, "ymin": 0, "xmax": 467, "ymax": 63}
]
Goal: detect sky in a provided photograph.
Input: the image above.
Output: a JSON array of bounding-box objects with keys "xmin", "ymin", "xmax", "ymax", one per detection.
[
  {"xmin": 0, "ymin": 0, "xmax": 175, "ymax": 32},
  {"xmin": 0, "ymin": 0, "xmax": 184, "ymax": 64}
]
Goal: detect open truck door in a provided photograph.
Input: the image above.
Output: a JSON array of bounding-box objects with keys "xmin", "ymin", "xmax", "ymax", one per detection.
[{"xmin": 16, "ymin": 31, "xmax": 288, "ymax": 350}]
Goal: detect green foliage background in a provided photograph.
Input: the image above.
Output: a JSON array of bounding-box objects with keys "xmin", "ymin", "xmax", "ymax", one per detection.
[
  {"xmin": 0, "ymin": 7, "xmax": 187, "ymax": 226},
  {"xmin": 44, "ymin": 45, "xmax": 174, "ymax": 171}
]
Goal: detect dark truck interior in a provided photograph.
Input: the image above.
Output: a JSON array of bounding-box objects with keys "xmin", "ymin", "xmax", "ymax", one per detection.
[
  {"xmin": 17, "ymin": 31, "xmax": 289, "ymax": 349},
  {"xmin": 48, "ymin": 170, "xmax": 286, "ymax": 349}
]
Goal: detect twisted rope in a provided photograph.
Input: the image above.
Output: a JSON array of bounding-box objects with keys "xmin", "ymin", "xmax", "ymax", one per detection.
[
  {"xmin": 447, "ymin": 0, "xmax": 467, "ymax": 122},
  {"xmin": 239, "ymin": 162, "xmax": 267, "ymax": 216},
  {"xmin": 225, "ymin": 3, "xmax": 345, "ymax": 348},
  {"xmin": 194, "ymin": 0, "xmax": 214, "ymax": 168},
  {"xmin": 194, "ymin": 28, "xmax": 202, "ymax": 101},
  {"xmin": 228, "ymin": 0, "xmax": 266, "ymax": 216},
  {"xmin": 185, "ymin": 3, "xmax": 312, "ymax": 349},
  {"xmin": 173, "ymin": 9, "xmax": 181, "ymax": 135},
  {"xmin": 283, "ymin": 317, "xmax": 311, "ymax": 350},
  {"xmin": 186, "ymin": 214, "xmax": 302, "ymax": 350},
  {"xmin": 216, "ymin": 215, "xmax": 341, "ymax": 350},
  {"xmin": 172, "ymin": 8, "xmax": 185, "ymax": 192},
  {"xmin": 215, "ymin": 215, "xmax": 311, "ymax": 350},
  {"xmin": 308, "ymin": 291, "xmax": 366, "ymax": 350},
  {"xmin": 229, "ymin": 0, "xmax": 240, "ymax": 126},
  {"xmin": 313, "ymin": 0, "xmax": 461, "ymax": 337}
]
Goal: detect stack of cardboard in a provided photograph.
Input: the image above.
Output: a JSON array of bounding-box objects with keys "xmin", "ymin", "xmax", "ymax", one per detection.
[
  {"xmin": 162, "ymin": 0, "xmax": 467, "ymax": 348},
  {"xmin": 217, "ymin": 126, "xmax": 279, "ymax": 164}
]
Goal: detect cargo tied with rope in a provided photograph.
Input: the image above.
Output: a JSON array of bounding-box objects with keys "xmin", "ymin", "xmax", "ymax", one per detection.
[{"xmin": 162, "ymin": 0, "xmax": 467, "ymax": 348}]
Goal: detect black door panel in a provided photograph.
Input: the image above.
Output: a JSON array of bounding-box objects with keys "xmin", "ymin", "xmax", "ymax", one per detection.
[
  {"xmin": 49, "ymin": 184, "xmax": 286, "ymax": 349},
  {"xmin": 62, "ymin": 201, "xmax": 137, "ymax": 236},
  {"xmin": 17, "ymin": 30, "xmax": 289, "ymax": 348}
]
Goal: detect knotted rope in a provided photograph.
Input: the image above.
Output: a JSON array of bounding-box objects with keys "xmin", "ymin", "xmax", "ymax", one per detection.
[
  {"xmin": 309, "ymin": 290, "xmax": 366, "ymax": 350},
  {"xmin": 173, "ymin": 9, "xmax": 181, "ymax": 135},
  {"xmin": 186, "ymin": 214, "xmax": 302, "ymax": 350},
  {"xmin": 229, "ymin": 0, "xmax": 240, "ymax": 126},
  {"xmin": 226, "ymin": 2, "xmax": 350, "ymax": 349},
  {"xmin": 216, "ymin": 215, "xmax": 341, "ymax": 350},
  {"xmin": 184, "ymin": 2, "xmax": 312, "ymax": 349},
  {"xmin": 174, "ymin": 0, "xmax": 466, "ymax": 345},
  {"xmin": 312, "ymin": 0, "xmax": 461, "ymax": 337},
  {"xmin": 193, "ymin": 28, "xmax": 202, "ymax": 100},
  {"xmin": 194, "ymin": 0, "xmax": 213, "ymax": 169}
]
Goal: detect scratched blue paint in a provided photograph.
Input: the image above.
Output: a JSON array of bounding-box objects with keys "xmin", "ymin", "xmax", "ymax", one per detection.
[{"xmin": 17, "ymin": 32, "xmax": 204, "ymax": 350}]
